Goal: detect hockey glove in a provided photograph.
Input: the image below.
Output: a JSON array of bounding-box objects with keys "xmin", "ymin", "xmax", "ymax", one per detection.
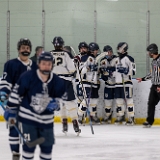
[
  {"xmin": 0, "ymin": 91, "xmax": 8, "ymax": 106},
  {"xmin": 4, "ymin": 107, "xmax": 17, "ymax": 126},
  {"xmin": 117, "ymin": 67, "xmax": 129, "ymax": 75},
  {"xmin": 46, "ymin": 99, "xmax": 60, "ymax": 112},
  {"xmin": 88, "ymin": 64, "xmax": 98, "ymax": 72},
  {"xmin": 74, "ymin": 56, "xmax": 81, "ymax": 65},
  {"xmin": 100, "ymin": 67, "xmax": 115, "ymax": 76}
]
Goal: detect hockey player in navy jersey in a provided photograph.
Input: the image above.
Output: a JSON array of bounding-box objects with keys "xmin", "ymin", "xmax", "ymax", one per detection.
[
  {"xmin": 113, "ymin": 42, "xmax": 136, "ymax": 125},
  {"xmin": 4, "ymin": 52, "xmax": 66, "ymax": 160},
  {"xmin": 0, "ymin": 38, "xmax": 37, "ymax": 160},
  {"xmin": 50, "ymin": 36, "xmax": 81, "ymax": 134},
  {"xmin": 99, "ymin": 45, "xmax": 117, "ymax": 124},
  {"xmin": 77, "ymin": 42, "xmax": 100, "ymax": 124}
]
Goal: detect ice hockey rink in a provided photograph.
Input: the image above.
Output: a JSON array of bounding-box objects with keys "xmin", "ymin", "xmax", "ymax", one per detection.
[{"xmin": 1, "ymin": 122, "xmax": 160, "ymax": 160}]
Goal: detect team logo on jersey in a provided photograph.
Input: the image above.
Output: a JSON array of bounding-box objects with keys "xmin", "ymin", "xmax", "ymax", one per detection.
[
  {"xmin": 89, "ymin": 58, "xmax": 93, "ymax": 62},
  {"xmin": 30, "ymin": 93, "xmax": 52, "ymax": 114}
]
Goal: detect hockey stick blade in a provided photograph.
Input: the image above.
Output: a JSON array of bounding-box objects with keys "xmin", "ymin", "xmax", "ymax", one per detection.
[{"xmin": 25, "ymin": 137, "xmax": 45, "ymax": 148}]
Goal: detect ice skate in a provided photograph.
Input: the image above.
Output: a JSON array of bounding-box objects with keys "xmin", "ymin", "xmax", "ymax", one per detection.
[
  {"xmin": 12, "ymin": 152, "xmax": 20, "ymax": 160},
  {"xmin": 143, "ymin": 121, "xmax": 151, "ymax": 128},
  {"xmin": 91, "ymin": 114, "xmax": 101, "ymax": 124},
  {"xmin": 62, "ymin": 118, "xmax": 68, "ymax": 135},
  {"xmin": 72, "ymin": 119, "xmax": 81, "ymax": 136},
  {"xmin": 78, "ymin": 114, "xmax": 86, "ymax": 125},
  {"xmin": 126, "ymin": 117, "xmax": 135, "ymax": 126},
  {"xmin": 102, "ymin": 114, "xmax": 112, "ymax": 124},
  {"xmin": 114, "ymin": 115, "xmax": 126, "ymax": 125}
]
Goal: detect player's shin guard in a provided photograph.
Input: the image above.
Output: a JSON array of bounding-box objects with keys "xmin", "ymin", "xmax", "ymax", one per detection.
[
  {"xmin": 104, "ymin": 99, "xmax": 113, "ymax": 116},
  {"xmin": 78, "ymin": 99, "xmax": 87, "ymax": 124},
  {"xmin": 126, "ymin": 98, "xmax": 135, "ymax": 125}
]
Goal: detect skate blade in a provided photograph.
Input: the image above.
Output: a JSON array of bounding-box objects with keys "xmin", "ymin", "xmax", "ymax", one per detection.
[
  {"xmin": 143, "ymin": 125, "xmax": 151, "ymax": 128},
  {"xmin": 76, "ymin": 129, "xmax": 81, "ymax": 136},
  {"xmin": 62, "ymin": 131, "xmax": 67, "ymax": 135}
]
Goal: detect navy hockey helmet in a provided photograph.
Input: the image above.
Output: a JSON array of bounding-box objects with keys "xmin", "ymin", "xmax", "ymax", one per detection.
[
  {"xmin": 38, "ymin": 52, "xmax": 54, "ymax": 64},
  {"xmin": 103, "ymin": 45, "xmax": 113, "ymax": 52},
  {"xmin": 147, "ymin": 43, "xmax": 158, "ymax": 54},
  {"xmin": 52, "ymin": 36, "xmax": 64, "ymax": 47},
  {"xmin": 17, "ymin": 38, "xmax": 32, "ymax": 51},
  {"xmin": 88, "ymin": 42, "xmax": 99, "ymax": 52},
  {"xmin": 117, "ymin": 42, "xmax": 128, "ymax": 53},
  {"xmin": 78, "ymin": 42, "xmax": 88, "ymax": 50}
]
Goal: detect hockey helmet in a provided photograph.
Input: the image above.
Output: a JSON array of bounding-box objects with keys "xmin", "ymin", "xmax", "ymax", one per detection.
[
  {"xmin": 103, "ymin": 45, "xmax": 113, "ymax": 52},
  {"xmin": 147, "ymin": 43, "xmax": 158, "ymax": 54},
  {"xmin": 78, "ymin": 42, "xmax": 88, "ymax": 50},
  {"xmin": 117, "ymin": 42, "xmax": 128, "ymax": 53},
  {"xmin": 88, "ymin": 42, "xmax": 99, "ymax": 52},
  {"xmin": 38, "ymin": 52, "xmax": 55, "ymax": 64},
  {"xmin": 52, "ymin": 36, "xmax": 64, "ymax": 47},
  {"xmin": 17, "ymin": 38, "xmax": 32, "ymax": 51}
]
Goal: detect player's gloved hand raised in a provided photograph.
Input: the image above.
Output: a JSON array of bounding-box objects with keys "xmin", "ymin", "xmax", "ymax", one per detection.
[
  {"xmin": 88, "ymin": 65, "xmax": 98, "ymax": 72},
  {"xmin": 73, "ymin": 56, "xmax": 81, "ymax": 65},
  {"xmin": 46, "ymin": 99, "xmax": 60, "ymax": 112},
  {"xmin": 0, "ymin": 91, "xmax": 8, "ymax": 105},
  {"xmin": 117, "ymin": 67, "xmax": 129, "ymax": 75},
  {"xmin": 4, "ymin": 107, "xmax": 17, "ymax": 126}
]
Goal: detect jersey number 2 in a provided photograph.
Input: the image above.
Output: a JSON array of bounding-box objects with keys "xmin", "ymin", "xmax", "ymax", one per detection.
[{"xmin": 56, "ymin": 57, "xmax": 63, "ymax": 66}]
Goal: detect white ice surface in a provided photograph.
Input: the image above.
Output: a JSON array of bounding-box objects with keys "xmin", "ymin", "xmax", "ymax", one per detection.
[{"xmin": 0, "ymin": 122, "xmax": 160, "ymax": 160}]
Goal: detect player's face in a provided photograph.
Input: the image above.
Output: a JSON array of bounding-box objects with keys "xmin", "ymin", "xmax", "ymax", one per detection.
[
  {"xmin": 80, "ymin": 47, "xmax": 88, "ymax": 53},
  {"xmin": 92, "ymin": 50, "xmax": 99, "ymax": 57},
  {"xmin": 19, "ymin": 45, "xmax": 31, "ymax": 53},
  {"xmin": 107, "ymin": 51, "xmax": 113, "ymax": 56},
  {"xmin": 148, "ymin": 51, "xmax": 153, "ymax": 58},
  {"xmin": 19, "ymin": 45, "xmax": 31, "ymax": 61},
  {"xmin": 39, "ymin": 60, "xmax": 53, "ymax": 71},
  {"xmin": 36, "ymin": 48, "xmax": 43, "ymax": 57}
]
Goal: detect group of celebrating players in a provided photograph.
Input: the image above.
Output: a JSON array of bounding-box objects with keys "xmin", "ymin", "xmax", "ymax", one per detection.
[{"xmin": 0, "ymin": 37, "xmax": 136, "ymax": 160}]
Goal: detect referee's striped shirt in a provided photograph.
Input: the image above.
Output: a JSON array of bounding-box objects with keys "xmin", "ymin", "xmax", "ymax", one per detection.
[{"xmin": 142, "ymin": 54, "xmax": 160, "ymax": 85}]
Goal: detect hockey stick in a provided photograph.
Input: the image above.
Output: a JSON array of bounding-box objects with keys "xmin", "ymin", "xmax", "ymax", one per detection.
[
  {"xmin": 0, "ymin": 102, "xmax": 45, "ymax": 148},
  {"xmin": 75, "ymin": 63, "xmax": 94, "ymax": 134},
  {"xmin": 118, "ymin": 44, "xmax": 128, "ymax": 121}
]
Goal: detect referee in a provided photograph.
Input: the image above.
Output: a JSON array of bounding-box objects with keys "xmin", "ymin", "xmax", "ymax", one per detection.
[{"xmin": 136, "ymin": 43, "xmax": 160, "ymax": 127}]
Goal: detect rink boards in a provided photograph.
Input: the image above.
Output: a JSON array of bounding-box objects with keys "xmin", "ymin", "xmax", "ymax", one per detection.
[{"xmin": 1, "ymin": 79, "xmax": 160, "ymax": 124}]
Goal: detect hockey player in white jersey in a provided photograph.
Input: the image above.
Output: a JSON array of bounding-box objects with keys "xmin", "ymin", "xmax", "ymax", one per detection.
[
  {"xmin": 77, "ymin": 42, "xmax": 100, "ymax": 124},
  {"xmin": 99, "ymin": 45, "xmax": 117, "ymax": 124},
  {"xmin": 113, "ymin": 42, "xmax": 136, "ymax": 125},
  {"xmin": 74, "ymin": 42, "xmax": 89, "ymax": 108},
  {"xmin": 50, "ymin": 36, "xmax": 81, "ymax": 134}
]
